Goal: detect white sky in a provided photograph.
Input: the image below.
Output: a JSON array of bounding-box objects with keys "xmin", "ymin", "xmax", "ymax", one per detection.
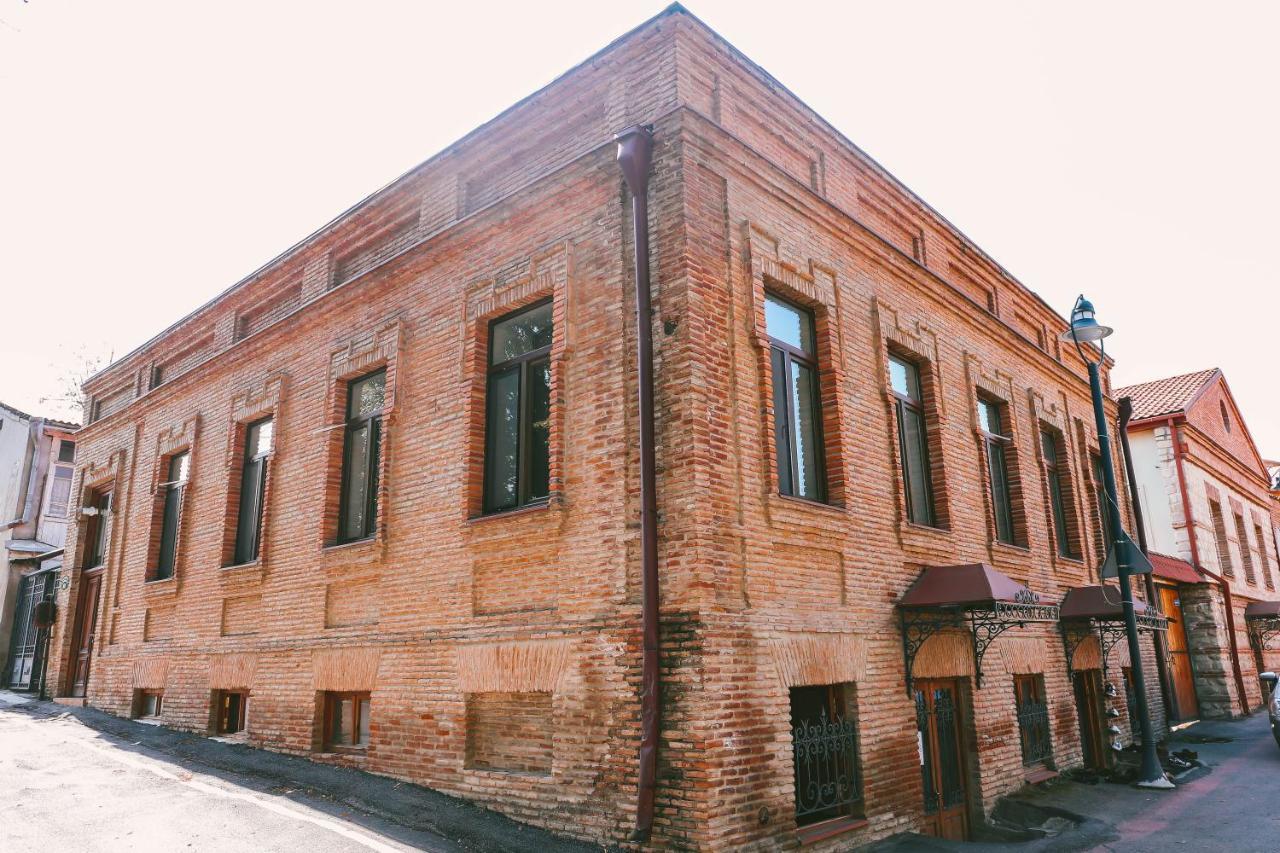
[{"xmin": 2, "ymin": 1, "xmax": 1277, "ymax": 455}]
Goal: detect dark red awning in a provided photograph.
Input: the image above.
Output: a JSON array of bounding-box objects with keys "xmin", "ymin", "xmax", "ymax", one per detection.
[
  {"xmin": 1149, "ymin": 552, "xmax": 1204, "ymax": 585},
  {"xmin": 1245, "ymin": 600, "xmax": 1280, "ymax": 620},
  {"xmin": 899, "ymin": 563, "xmax": 1041, "ymax": 608},
  {"xmin": 1060, "ymin": 585, "xmax": 1158, "ymax": 621}
]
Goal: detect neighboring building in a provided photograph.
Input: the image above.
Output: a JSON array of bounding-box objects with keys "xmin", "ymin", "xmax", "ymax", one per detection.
[
  {"xmin": 46, "ymin": 7, "xmax": 1167, "ymax": 848},
  {"xmin": 0, "ymin": 400, "xmax": 79, "ymax": 691},
  {"xmin": 1119, "ymin": 369, "xmax": 1280, "ymax": 719}
]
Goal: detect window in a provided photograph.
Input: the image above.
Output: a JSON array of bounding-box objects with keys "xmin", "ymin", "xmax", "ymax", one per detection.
[
  {"xmin": 1234, "ymin": 512, "xmax": 1256, "ymax": 585},
  {"xmin": 1014, "ymin": 675, "xmax": 1052, "ymax": 768},
  {"xmin": 135, "ymin": 690, "xmax": 163, "ymax": 718},
  {"xmin": 978, "ymin": 398, "xmax": 1016, "ymax": 545},
  {"xmin": 85, "ymin": 489, "xmax": 112, "ymax": 569},
  {"xmin": 154, "ymin": 452, "xmax": 190, "ymax": 581},
  {"xmin": 47, "ymin": 465, "xmax": 73, "ymax": 517},
  {"xmin": 790, "ymin": 683, "xmax": 861, "ymax": 827},
  {"xmin": 322, "ymin": 691, "xmax": 371, "ymax": 752},
  {"xmin": 1091, "ymin": 454, "xmax": 1115, "ymax": 565},
  {"xmin": 1220, "ymin": 401, "xmax": 1231, "ymax": 432},
  {"xmin": 215, "ymin": 691, "xmax": 248, "ymax": 735},
  {"xmin": 890, "ymin": 355, "xmax": 936, "ymax": 527},
  {"xmin": 57, "ymin": 440, "xmax": 76, "ymax": 463},
  {"xmin": 1208, "ymin": 499, "xmax": 1233, "ymax": 577},
  {"xmin": 1254, "ymin": 522, "xmax": 1274, "ymax": 591},
  {"xmin": 232, "ymin": 418, "xmax": 273, "ymax": 565},
  {"xmin": 338, "ymin": 371, "xmax": 385, "ymax": 542},
  {"xmin": 1040, "ymin": 429, "xmax": 1078, "ymax": 558},
  {"xmin": 483, "ymin": 301, "xmax": 552, "ymax": 513},
  {"xmin": 766, "ymin": 294, "xmax": 825, "ymax": 502}
]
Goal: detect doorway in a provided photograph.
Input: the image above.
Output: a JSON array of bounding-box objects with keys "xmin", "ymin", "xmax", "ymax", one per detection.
[
  {"xmin": 1073, "ymin": 668, "xmax": 1108, "ymax": 770},
  {"xmin": 5, "ymin": 571, "xmax": 55, "ymax": 690},
  {"xmin": 1158, "ymin": 585, "xmax": 1200, "ymax": 721},
  {"xmin": 915, "ymin": 679, "xmax": 970, "ymax": 840},
  {"xmin": 67, "ymin": 570, "xmax": 103, "ymax": 698}
]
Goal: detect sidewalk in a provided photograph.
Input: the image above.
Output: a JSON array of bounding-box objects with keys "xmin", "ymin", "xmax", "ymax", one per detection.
[
  {"xmin": 863, "ymin": 712, "xmax": 1280, "ymax": 852},
  {"xmin": 0, "ymin": 691, "xmax": 602, "ymax": 853}
]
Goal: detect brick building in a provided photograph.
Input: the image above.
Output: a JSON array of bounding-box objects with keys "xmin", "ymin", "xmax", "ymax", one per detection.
[
  {"xmin": 1120, "ymin": 369, "xmax": 1280, "ymax": 719},
  {"xmin": 47, "ymin": 6, "xmax": 1168, "ymax": 849}
]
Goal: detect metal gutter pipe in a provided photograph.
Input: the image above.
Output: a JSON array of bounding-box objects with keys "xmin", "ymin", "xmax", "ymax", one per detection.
[
  {"xmin": 616, "ymin": 124, "xmax": 660, "ymax": 842},
  {"xmin": 1168, "ymin": 416, "xmax": 1250, "ymax": 716}
]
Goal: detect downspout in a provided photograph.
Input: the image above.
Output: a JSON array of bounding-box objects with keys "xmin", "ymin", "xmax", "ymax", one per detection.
[
  {"xmin": 1168, "ymin": 416, "xmax": 1250, "ymax": 716},
  {"xmin": 1118, "ymin": 398, "xmax": 1174, "ymax": 719},
  {"xmin": 616, "ymin": 124, "xmax": 660, "ymax": 842}
]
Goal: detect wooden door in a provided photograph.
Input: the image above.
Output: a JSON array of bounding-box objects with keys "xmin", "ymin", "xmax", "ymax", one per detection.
[
  {"xmin": 915, "ymin": 680, "xmax": 970, "ymax": 841},
  {"xmin": 1159, "ymin": 585, "xmax": 1199, "ymax": 721},
  {"xmin": 68, "ymin": 571, "xmax": 102, "ymax": 698},
  {"xmin": 1073, "ymin": 669, "xmax": 1107, "ymax": 770}
]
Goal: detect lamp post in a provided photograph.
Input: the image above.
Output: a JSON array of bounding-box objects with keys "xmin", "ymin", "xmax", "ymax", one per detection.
[{"xmin": 1060, "ymin": 296, "xmax": 1173, "ymax": 789}]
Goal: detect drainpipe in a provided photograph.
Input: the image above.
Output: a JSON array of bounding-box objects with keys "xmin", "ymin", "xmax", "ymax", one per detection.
[
  {"xmin": 616, "ymin": 124, "xmax": 660, "ymax": 842},
  {"xmin": 1119, "ymin": 398, "xmax": 1174, "ymax": 721},
  {"xmin": 1168, "ymin": 416, "xmax": 1250, "ymax": 716}
]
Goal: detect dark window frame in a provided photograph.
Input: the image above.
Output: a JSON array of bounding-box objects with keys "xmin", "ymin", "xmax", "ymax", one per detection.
[
  {"xmin": 57, "ymin": 440, "xmax": 76, "ymax": 463},
  {"xmin": 1090, "ymin": 453, "xmax": 1115, "ymax": 566},
  {"xmin": 135, "ymin": 689, "xmax": 163, "ymax": 718},
  {"xmin": 337, "ymin": 370, "xmax": 385, "ymax": 544},
  {"xmin": 766, "ymin": 293, "xmax": 827, "ymax": 504},
  {"xmin": 889, "ymin": 353, "xmax": 936, "ymax": 527},
  {"xmin": 84, "ymin": 488, "xmax": 112, "ymax": 569},
  {"xmin": 232, "ymin": 417, "xmax": 273, "ymax": 565},
  {"xmin": 215, "ymin": 690, "xmax": 249, "ymax": 735},
  {"xmin": 1040, "ymin": 427, "xmax": 1079, "ymax": 559},
  {"xmin": 978, "ymin": 397, "xmax": 1017, "ymax": 545},
  {"xmin": 482, "ymin": 299, "xmax": 553, "ymax": 514},
  {"xmin": 1234, "ymin": 511, "xmax": 1257, "ymax": 585},
  {"xmin": 322, "ymin": 690, "xmax": 371, "ymax": 753},
  {"xmin": 153, "ymin": 452, "xmax": 190, "ymax": 581}
]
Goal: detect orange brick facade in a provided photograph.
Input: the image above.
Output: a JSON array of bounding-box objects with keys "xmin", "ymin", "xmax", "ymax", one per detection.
[{"xmin": 47, "ymin": 8, "xmax": 1167, "ymax": 849}]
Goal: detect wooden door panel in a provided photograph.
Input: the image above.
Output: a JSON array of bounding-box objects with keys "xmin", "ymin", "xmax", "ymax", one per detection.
[
  {"xmin": 915, "ymin": 680, "xmax": 969, "ymax": 841},
  {"xmin": 69, "ymin": 572, "xmax": 102, "ymax": 698}
]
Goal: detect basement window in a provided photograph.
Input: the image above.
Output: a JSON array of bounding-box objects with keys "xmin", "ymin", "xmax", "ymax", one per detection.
[
  {"xmin": 214, "ymin": 690, "xmax": 249, "ymax": 735},
  {"xmin": 322, "ymin": 691, "xmax": 371, "ymax": 752},
  {"xmin": 134, "ymin": 690, "xmax": 163, "ymax": 719}
]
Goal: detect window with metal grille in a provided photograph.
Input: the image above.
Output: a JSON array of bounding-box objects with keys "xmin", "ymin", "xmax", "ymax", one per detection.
[
  {"xmin": 890, "ymin": 355, "xmax": 936, "ymax": 527},
  {"xmin": 483, "ymin": 301, "xmax": 552, "ymax": 513},
  {"xmin": 767, "ymin": 294, "xmax": 826, "ymax": 503},
  {"xmin": 338, "ymin": 371, "xmax": 384, "ymax": 542},
  {"xmin": 1014, "ymin": 675, "xmax": 1052, "ymax": 767},
  {"xmin": 789, "ymin": 683, "xmax": 862, "ymax": 827}
]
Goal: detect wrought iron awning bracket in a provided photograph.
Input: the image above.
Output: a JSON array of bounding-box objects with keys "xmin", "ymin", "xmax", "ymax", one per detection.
[
  {"xmin": 1095, "ymin": 622, "xmax": 1128, "ymax": 679},
  {"xmin": 1061, "ymin": 621, "xmax": 1094, "ymax": 673},
  {"xmin": 1246, "ymin": 616, "xmax": 1280, "ymax": 657},
  {"xmin": 900, "ymin": 607, "xmax": 965, "ymax": 696},
  {"xmin": 901, "ymin": 601, "xmax": 1059, "ymax": 693}
]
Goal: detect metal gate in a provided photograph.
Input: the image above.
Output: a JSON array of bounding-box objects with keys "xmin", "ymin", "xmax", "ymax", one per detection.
[{"xmin": 6, "ymin": 571, "xmax": 55, "ymax": 691}]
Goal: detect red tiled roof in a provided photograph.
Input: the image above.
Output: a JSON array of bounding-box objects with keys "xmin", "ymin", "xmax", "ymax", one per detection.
[
  {"xmin": 1149, "ymin": 552, "xmax": 1204, "ymax": 585},
  {"xmin": 1114, "ymin": 368, "xmax": 1218, "ymax": 421}
]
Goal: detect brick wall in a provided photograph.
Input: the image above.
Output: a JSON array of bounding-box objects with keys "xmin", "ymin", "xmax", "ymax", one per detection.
[{"xmin": 49, "ymin": 8, "xmax": 1171, "ymax": 850}]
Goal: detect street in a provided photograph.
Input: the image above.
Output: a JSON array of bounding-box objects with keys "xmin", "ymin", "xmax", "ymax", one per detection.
[
  {"xmin": 0, "ymin": 692, "xmax": 598, "ymax": 853},
  {"xmin": 3, "ymin": 690, "xmax": 1279, "ymax": 852}
]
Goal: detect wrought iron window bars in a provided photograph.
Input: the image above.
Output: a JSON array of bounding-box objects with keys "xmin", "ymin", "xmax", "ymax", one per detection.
[{"xmin": 1246, "ymin": 616, "xmax": 1280, "ymax": 661}]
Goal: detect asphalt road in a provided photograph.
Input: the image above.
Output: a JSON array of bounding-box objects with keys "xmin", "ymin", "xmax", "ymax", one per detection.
[{"xmin": 0, "ymin": 692, "xmax": 600, "ymax": 853}]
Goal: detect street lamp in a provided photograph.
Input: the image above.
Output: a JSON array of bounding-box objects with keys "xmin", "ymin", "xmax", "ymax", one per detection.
[{"xmin": 1060, "ymin": 295, "xmax": 1173, "ymax": 789}]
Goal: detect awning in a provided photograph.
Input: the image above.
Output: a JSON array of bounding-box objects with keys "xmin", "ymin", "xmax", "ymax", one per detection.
[
  {"xmin": 1060, "ymin": 585, "xmax": 1168, "ymax": 676},
  {"xmin": 1149, "ymin": 552, "xmax": 1204, "ymax": 585},
  {"xmin": 898, "ymin": 564, "xmax": 1059, "ymax": 693},
  {"xmin": 1244, "ymin": 601, "xmax": 1280, "ymax": 619},
  {"xmin": 1244, "ymin": 601, "xmax": 1280, "ymax": 655}
]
